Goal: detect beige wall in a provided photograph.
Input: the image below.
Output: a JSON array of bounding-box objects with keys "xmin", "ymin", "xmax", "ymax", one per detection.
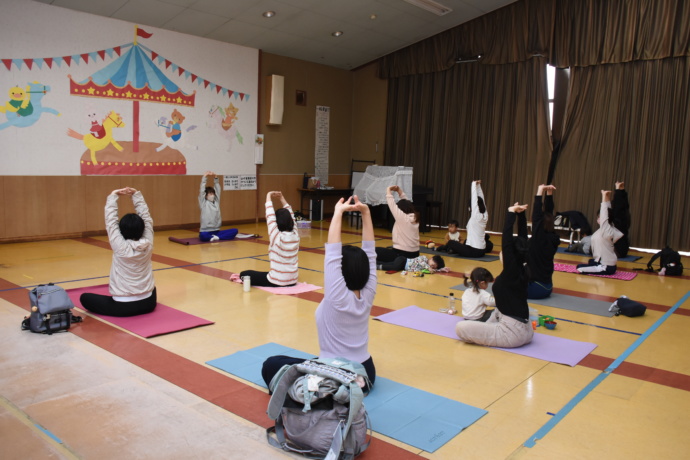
[{"xmin": 0, "ymin": 53, "xmax": 388, "ymax": 242}]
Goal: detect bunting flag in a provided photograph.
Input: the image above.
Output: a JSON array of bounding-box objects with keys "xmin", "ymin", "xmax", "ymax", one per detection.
[{"xmin": 1, "ymin": 41, "xmax": 251, "ymax": 101}]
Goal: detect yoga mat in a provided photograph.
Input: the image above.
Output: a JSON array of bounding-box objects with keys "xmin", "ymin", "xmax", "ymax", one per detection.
[
  {"xmin": 229, "ymin": 274, "xmax": 322, "ymax": 294},
  {"xmin": 450, "ymin": 284, "xmax": 615, "ymax": 317},
  {"xmin": 207, "ymin": 343, "xmax": 487, "ymax": 453},
  {"xmin": 557, "ymin": 247, "xmax": 642, "ymax": 262},
  {"xmin": 419, "ymin": 246, "xmax": 499, "ymax": 262},
  {"xmin": 67, "ymin": 285, "xmax": 214, "ymax": 338},
  {"xmin": 168, "ymin": 233, "xmax": 259, "ymax": 245},
  {"xmin": 374, "ymin": 306, "xmax": 597, "ymax": 367},
  {"xmin": 554, "ymin": 263, "xmax": 637, "ymax": 280}
]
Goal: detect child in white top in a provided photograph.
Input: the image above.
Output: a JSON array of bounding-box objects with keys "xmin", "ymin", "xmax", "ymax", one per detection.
[
  {"xmin": 435, "ymin": 219, "xmax": 461, "ymax": 252},
  {"xmin": 461, "ymin": 267, "xmax": 495, "ymax": 322}
]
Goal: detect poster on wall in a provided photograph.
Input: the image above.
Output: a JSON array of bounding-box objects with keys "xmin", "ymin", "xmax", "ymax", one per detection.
[
  {"xmin": 0, "ymin": 1, "xmax": 258, "ymax": 176},
  {"xmin": 315, "ymin": 105, "xmax": 330, "ymax": 185}
]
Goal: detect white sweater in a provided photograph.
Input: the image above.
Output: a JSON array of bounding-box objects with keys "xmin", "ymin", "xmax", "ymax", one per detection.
[
  {"xmin": 466, "ymin": 181, "xmax": 488, "ymax": 250},
  {"xmin": 105, "ymin": 192, "xmax": 155, "ymax": 299}
]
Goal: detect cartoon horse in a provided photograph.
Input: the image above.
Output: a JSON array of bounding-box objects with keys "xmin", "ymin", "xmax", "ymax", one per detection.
[
  {"xmin": 207, "ymin": 104, "xmax": 243, "ymax": 151},
  {"xmin": 0, "ymin": 82, "xmax": 60, "ymax": 131},
  {"xmin": 67, "ymin": 111, "xmax": 125, "ymax": 164}
]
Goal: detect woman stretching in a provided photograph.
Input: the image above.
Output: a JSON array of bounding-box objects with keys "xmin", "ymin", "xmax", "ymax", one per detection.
[
  {"xmin": 444, "ymin": 180, "xmax": 493, "ymax": 257},
  {"xmin": 576, "ymin": 189, "xmax": 623, "ymax": 275},
  {"xmin": 526, "ymin": 185, "xmax": 560, "ymax": 299},
  {"xmin": 262, "ymin": 196, "xmax": 377, "ymax": 389},
  {"xmin": 80, "ymin": 187, "xmax": 156, "ymax": 317},
  {"xmin": 455, "ymin": 203, "xmax": 533, "ymax": 348},
  {"xmin": 239, "ymin": 191, "xmax": 299, "ymax": 287},
  {"xmin": 375, "ymin": 185, "xmax": 420, "ymax": 265}
]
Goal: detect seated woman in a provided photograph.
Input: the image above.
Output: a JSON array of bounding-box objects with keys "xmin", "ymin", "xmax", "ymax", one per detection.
[
  {"xmin": 262, "ymin": 196, "xmax": 377, "ymax": 390},
  {"xmin": 240, "ymin": 191, "xmax": 299, "ymax": 287},
  {"xmin": 375, "ymin": 185, "xmax": 419, "ymax": 265},
  {"xmin": 445, "ymin": 180, "xmax": 493, "ymax": 257},
  {"xmin": 80, "ymin": 187, "xmax": 157, "ymax": 317},
  {"xmin": 198, "ymin": 171, "xmax": 238, "ymax": 242},
  {"xmin": 611, "ymin": 181, "xmax": 631, "ymax": 258},
  {"xmin": 455, "ymin": 202, "xmax": 533, "ymax": 348},
  {"xmin": 576, "ymin": 189, "xmax": 623, "ymax": 275},
  {"xmin": 526, "ymin": 184, "xmax": 560, "ymax": 299}
]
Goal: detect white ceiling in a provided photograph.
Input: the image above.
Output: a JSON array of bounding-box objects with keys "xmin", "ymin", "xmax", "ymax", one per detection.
[{"xmin": 33, "ymin": 0, "xmax": 517, "ymax": 70}]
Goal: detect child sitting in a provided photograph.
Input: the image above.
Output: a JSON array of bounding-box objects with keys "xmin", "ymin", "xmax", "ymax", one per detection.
[
  {"xmin": 461, "ymin": 267, "xmax": 495, "ymax": 322},
  {"xmin": 435, "ymin": 219, "xmax": 461, "ymax": 252},
  {"xmin": 377, "ymin": 254, "xmax": 445, "ymax": 273}
]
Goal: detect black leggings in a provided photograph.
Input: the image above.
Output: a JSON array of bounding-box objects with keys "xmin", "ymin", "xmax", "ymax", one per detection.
[
  {"xmin": 445, "ymin": 240, "xmax": 486, "ymax": 258},
  {"xmin": 80, "ymin": 287, "xmax": 157, "ymax": 317},
  {"xmin": 239, "ymin": 270, "xmax": 295, "ymax": 287},
  {"xmin": 375, "ymin": 247, "xmax": 419, "ymax": 263},
  {"xmin": 380, "ymin": 256, "xmax": 408, "ymax": 272},
  {"xmin": 261, "ymin": 355, "xmax": 377, "ymax": 392}
]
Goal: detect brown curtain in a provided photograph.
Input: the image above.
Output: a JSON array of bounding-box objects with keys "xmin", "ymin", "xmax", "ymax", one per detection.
[
  {"xmin": 384, "ymin": 58, "xmax": 552, "ymax": 230},
  {"xmin": 551, "ymin": 0, "xmax": 690, "ymax": 68},
  {"xmin": 378, "ymin": 0, "xmax": 554, "ymax": 78},
  {"xmin": 553, "ymin": 57, "xmax": 690, "ymax": 250}
]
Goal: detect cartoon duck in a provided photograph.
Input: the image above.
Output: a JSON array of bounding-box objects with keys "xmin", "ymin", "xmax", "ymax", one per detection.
[
  {"xmin": 0, "ymin": 85, "xmax": 33, "ymax": 117},
  {"xmin": 221, "ymin": 102, "xmax": 239, "ymax": 131}
]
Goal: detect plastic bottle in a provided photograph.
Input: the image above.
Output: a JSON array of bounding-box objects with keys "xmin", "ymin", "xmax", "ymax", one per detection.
[{"xmin": 447, "ymin": 292, "xmax": 456, "ymax": 315}]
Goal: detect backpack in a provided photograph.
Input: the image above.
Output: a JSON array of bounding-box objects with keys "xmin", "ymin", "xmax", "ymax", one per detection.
[
  {"xmin": 647, "ymin": 247, "xmax": 684, "ymax": 276},
  {"xmin": 21, "ymin": 283, "xmax": 82, "ymax": 334},
  {"xmin": 266, "ymin": 358, "xmax": 371, "ymax": 459},
  {"xmin": 609, "ymin": 296, "xmax": 646, "ymax": 317}
]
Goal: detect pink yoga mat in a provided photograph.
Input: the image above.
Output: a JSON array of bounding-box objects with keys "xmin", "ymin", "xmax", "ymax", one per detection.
[
  {"xmin": 554, "ymin": 263, "xmax": 637, "ymax": 280},
  {"xmin": 229, "ymin": 274, "xmax": 322, "ymax": 294},
  {"xmin": 67, "ymin": 285, "xmax": 214, "ymax": 338},
  {"xmin": 374, "ymin": 306, "xmax": 597, "ymax": 367}
]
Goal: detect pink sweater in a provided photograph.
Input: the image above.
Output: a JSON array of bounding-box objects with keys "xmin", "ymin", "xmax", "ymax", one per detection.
[{"xmin": 386, "ymin": 192, "xmax": 419, "ymax": 253}]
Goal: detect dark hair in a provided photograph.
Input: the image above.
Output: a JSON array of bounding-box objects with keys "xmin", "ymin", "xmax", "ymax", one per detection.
[
  {"xmin": 468, "ymin": 197, "xmax": 487, "ymax": 214},
  {"xmin": 463, "ymin": 267, "xmax": 494, "ymax": 292},
  {"xmin": 448, "ymin": 219, "xmax": 460, "ymax": 227},
  {"xmin": 119, "ymin": 213, "xmax": 145, "ymax": 240},
  {"xmin": 477, "ymin": 196, "xmax": 486, "ymax": 214},
  {"xmin": 431, "ymin": 255, "xmax": 445, "ymax": 270},
  {"xmin": 275, "ymin": 208, "xmax": 294, "ymax": 232},
  {"xmin": 341, "ymin": 245, "xmax": 370, "ymax": 291},
  {"xmin": 396, "ymin": 199, "xmax": 419, "ymax": 223},
  {"xmin": 205, "ymin": 187, "xmax": 215, "ymax": 196}
]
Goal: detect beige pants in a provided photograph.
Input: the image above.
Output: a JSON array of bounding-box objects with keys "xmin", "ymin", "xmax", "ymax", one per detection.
[{"xmin": 455, "ymin": 309, "xmax": 534, "ymax": 348}]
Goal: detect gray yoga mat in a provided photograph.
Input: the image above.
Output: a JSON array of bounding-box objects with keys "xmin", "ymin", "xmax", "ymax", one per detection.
[
  {"xmin": 419, "ymin": 246, "xmax": 499, "ymax": 262},
  {"xmin": 450, "ymin": 284, "xmax": 615, "ymax": 317}
]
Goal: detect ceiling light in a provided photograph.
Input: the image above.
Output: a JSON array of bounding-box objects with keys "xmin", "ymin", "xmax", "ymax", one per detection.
[
  {"xmin": 370, "ymin": 14, "xmax": 377, "ymax": 20},
  {"xmin": 403, "ymin": 0, "xmax": 452, "ymax": 16},
  {"xmin": 332, "ymin": 31, "xmax": 343, "ymax": 37},
  {"xmin": 262, "ymin": 11, "xmax": 275, "ymax": 18}
]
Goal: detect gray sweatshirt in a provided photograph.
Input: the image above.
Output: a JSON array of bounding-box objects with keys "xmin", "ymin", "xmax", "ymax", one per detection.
[
  {"xmin": 199, "ymin": 177, "xmax": 222, "ymax": 232},
  {"xmin": 106, "ymin": 192, "xmax": 155, "ymax": 298}
]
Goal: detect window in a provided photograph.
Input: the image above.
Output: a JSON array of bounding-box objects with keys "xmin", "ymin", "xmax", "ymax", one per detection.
[{"xmin": 547, "ymin": 64, "xmax": 556, "ymax": 129}]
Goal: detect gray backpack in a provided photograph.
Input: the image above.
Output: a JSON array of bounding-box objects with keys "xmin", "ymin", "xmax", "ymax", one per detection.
[
  {"xmin": 21, "ymin": 283, "xmax": 82, "ymax": 334},
  {"xmin": 266, "ymin": 358, "xmax": 371, "ymax": 459}
]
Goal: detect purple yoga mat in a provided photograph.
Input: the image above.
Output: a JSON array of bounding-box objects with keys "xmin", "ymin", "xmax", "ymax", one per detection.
[
  {"xmin": 67, "ymin": 285, "xmax": 214, "ymax": 338},
  {"xmin": 374, "ymin": 306, "xmax": 597, "ymax": 367},
  {"xmin": 168, "ymin": 233, "xmax": 260, "ymax": 245}
]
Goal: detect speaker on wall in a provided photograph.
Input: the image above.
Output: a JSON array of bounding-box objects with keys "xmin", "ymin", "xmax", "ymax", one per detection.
[{"xmin": 266, "ymin": 74, "xmax": 284, "ymax": 125}]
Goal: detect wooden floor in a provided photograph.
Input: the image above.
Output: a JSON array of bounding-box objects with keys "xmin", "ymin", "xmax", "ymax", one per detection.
[{"xmin": 1, "ymin": 221, "xmax": 689, "ymax": 459}]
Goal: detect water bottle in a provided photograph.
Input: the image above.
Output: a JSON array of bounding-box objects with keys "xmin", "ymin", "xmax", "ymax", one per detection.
[
  {"xmin": 243, "ymin": 276, "xmax": 251, "ymax": 292},
  {"xmin": 447, "ymin": 292, "xmax": 456, "ymax": 315}
]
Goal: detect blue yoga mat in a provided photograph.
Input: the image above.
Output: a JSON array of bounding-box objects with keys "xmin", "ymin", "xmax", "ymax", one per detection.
[
  {"xmin": 450, "ymin": 284, "xmax": 615, "ymax": 317},
  {"xmin": 207, "ymin": 343, "xmax": 487, "ymax": 453},
  {"xmin": 419, "ymin": 246, "xmax": 499, "ymax": 262}
]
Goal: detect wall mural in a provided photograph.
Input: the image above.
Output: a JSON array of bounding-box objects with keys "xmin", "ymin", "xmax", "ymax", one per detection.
[{"xmin": 0, "ymin": 2, "xmax": 258, "ymax": 176}]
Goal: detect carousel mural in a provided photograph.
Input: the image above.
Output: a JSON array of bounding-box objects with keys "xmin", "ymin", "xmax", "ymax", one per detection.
[{"xmin": 1, "ymin": 2, "xmax": 255, "ymax": 177}]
